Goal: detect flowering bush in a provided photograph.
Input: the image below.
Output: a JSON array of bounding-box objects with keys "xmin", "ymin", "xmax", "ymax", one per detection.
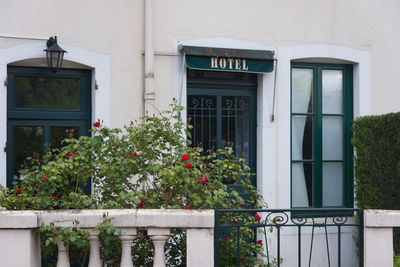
[{"xmin": 0, "ymin": 104, "xmax": 266, "ymax": 266}]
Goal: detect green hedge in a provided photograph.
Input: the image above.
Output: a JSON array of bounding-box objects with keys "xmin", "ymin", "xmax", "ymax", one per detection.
[
  {"xmin": 352, "ymin": 112, "xmax": 400, "ymax": 209},
  {"xmin": 353, "ymin": 112, "xmax": 400, "ymax": 254}
]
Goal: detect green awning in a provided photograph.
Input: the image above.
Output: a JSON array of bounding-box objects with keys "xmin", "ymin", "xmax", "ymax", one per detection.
[{"xmin": 180, "ymin": 45, "xmax": 274, "ymax": 73}]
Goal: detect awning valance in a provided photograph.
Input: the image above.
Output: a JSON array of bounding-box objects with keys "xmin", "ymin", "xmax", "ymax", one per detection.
[{"xmin": 180, "ymin": 45, "xmax": 274, "ymax": 73}]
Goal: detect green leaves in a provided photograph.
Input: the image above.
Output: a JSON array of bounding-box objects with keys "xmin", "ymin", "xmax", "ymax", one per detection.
[{"xmin": 0, "ymin": 104, "xmax": 265, "ymax": 266}]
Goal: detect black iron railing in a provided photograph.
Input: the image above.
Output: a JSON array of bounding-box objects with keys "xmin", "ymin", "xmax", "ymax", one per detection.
[{"xmin": 214, "ymin": 208, "xmax": 363, "ymax": 267}]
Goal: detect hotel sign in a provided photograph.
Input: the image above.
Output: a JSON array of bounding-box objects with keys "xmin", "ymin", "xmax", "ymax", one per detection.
[{"xmin": 185, "ymin": 55, "xmax": 274, "ymax": 73}]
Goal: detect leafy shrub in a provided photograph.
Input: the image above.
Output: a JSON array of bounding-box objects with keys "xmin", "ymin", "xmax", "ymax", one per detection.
[
  {"xmin": 395, "ymin": 252, "xmax": 400, "ymax": 267},
  {"xmin": 0, "ymin": 105, "xmax": 266, "ymax": 266},
  {"xmin": 352, "ymin": 112, "xmax": 400, "ymax": 253}
]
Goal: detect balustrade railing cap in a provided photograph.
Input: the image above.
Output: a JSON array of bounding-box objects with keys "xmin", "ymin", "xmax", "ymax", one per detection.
[
  {"xmin": 364, "ymin": 209, "xmax": 400, "ymax": 227},
  {"xmin": 34, "ymin": 209, "xmax": 214, "ymax": 228},
  {"xmin": 0, "ymin": 210, "xmax": 39, "ymax": 228}
]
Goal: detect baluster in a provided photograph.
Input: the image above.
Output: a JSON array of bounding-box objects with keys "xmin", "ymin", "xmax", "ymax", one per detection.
[
  {"xmin": 88, "ymin": 229, "xmax": 101, "ymax": 267},
  {"xmin": 148, "ymin": 228, "xmax": 170, "ymax": 267},
  {"xmin": 119, "ymin": 228, "xmax": 137, "ymax": 267},
  {"xmin": 56, "ymin": 240, "xmax": 70, "ymax": 267}
]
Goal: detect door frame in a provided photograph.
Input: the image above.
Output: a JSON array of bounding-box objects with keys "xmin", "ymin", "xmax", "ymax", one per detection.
[
  {"xmin": 6, "ymin": 67, "xmax": 91, "ymax": 188},
  {"xmin": 187, "ymin": 70, "xmax": 257, "ymax": 187}
]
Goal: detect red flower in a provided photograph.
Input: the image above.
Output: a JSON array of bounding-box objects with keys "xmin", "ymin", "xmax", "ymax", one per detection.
[
  {"xmin": 93, "ymin": 121, "xmax": 100, "ymax": 127},
  {"xmin": 185, "ymin": 163, "xmax": 192, "ymax": 168},
  {"xmin": 77, "ymin": 186, "xmax": 81, "ymax": 190},
  {"xmin": 125, "ymin": 155, "xmax": 130, "ymax": 159},
  {"xmin": 16, "ymin": 188, "xmax": 22, "ymax": 194},
  {"xmin": 238, "ymin": 202, "xmax": 244, "ymax": 207},
  {"xmin": 201, "ymin": 177, "xmax": 207, "ymax": 185},
  {"xmin": 185, "ymin": 206, "xmax": 190, "ymax": 210},
  {"xmin": 66, "ymin": 152, "xmax": 75, "ymax": 159},
  {"xmin": 133, "ymin": 152, "xmax": 137, "ymax": 156},
  {"xmin": 234, "ymin": 221, "xmax": 239, "ymax": 225},
  {"xmin": 181, "ymin": 154, "xmax": 190, "ymax": 161},
  {"xmin": 138, "ymin": 200, "xmax": 145, "ymax": 208},
  {"xmin": 52, "ymin": 195, "xmax": 56, "ymax": 200},
  {"xmin": 41, "ymin": 174, "xmax": 49, "ymax": 182},
  {"xmin": 254, "ymin": 213, "xmax": 261, "ymax": 223},
  {"xmin": 257, "ymin": 240, "xmax": 263, "ymax": 247},
  {"xmin": 240, "ymin": 258, "xmax": 244, "ymax": 263}
]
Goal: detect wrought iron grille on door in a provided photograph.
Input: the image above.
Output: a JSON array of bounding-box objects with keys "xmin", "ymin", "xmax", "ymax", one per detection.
[{"xmin": 187, "ymin": 69, "xmax": 257, "ymax": 186}]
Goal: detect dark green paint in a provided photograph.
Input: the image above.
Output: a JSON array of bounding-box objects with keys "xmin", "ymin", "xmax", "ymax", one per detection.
[
  {"xmin": 181, "ymin": 45, "xmax": 274, "ymax": 60},
  {"xmin": 187, "ymin": 69, "xmax": 257, "ymax": 190},
  {"xmin": 186, "ymin": 55, "xmax": 274, "ymax": 73},
  {"xmin": 290, "ymin": 63, "xmax": 354, "ymax": 209},
  {"xmin": 7, "ymin": 67, "xmax": 92, "ymax": 190}
]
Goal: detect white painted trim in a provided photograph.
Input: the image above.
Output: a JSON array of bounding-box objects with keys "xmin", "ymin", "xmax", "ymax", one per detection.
[
  {"xmin": 276, "ymin": 44, "xmax": 371, "ymax": 208},
  {"xmin": 0, "ymin": 42, "xmax": 110, "ymax": 187}
]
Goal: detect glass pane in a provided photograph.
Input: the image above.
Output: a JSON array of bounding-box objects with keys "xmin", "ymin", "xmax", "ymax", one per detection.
[
  {"xmin": 15, "ymin": 76, "xmax": 80, "ymax": 110},
  {"xmin": 292, "ymin": 162, "xmax": 313, "ymax": 207},
  {"xmin": 222, "ymin": 96, "xmax": 250, "ymax": 163},
  {"xmin": 292, "ymin": 115, "xmax": 313, "ymax": 160},
  {"xmin": 322, "ymin": 70, "xmax": 343, "ymax": 114},
  {"xmin": 292, "ymin": 68, "xmax": 313, "ymax": 113},
  {"xmin": 50, "ymin": 126, "xmax": 79, "ymax": 150},
  {"xmin": 187, "ymin": 95, "xmax": 217, "ymax": 151},
  {"xmin": 13, "ymin": 126, "xmax": 43, "ymax": 180},
  {"xmin": 322, "ymin": 116, "xmax": 343, "ymax": 160},
  {"xmin": 322, "ymin": 162, "xmax": 343, "ymax": 206}
]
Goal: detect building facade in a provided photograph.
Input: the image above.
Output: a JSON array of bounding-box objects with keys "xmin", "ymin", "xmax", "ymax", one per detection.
[{"xmin": 0, "ymin": 0, "xmax": 399, "ymax": 265}]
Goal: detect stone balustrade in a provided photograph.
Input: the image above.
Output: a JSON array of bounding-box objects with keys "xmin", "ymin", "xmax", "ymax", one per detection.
[
  {"xmin": 364, "ymin": 209, "xmax": 400, "ymax": 267},
  {"xmin": 0, "ymin": 209, "xmax": 214, "ymax": 267}
]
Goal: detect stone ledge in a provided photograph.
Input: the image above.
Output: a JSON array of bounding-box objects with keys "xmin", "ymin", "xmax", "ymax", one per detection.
[
  {"xmin": 0, "ymin": 210, "xmax": 39, "ymax": 228},
  {"xmin": 364, "ymin": 209, "xmax": 400, "ymax": 227},
  {"xmin": 0, "ymin": 209, "xmax": 214, "ymax": 229}
]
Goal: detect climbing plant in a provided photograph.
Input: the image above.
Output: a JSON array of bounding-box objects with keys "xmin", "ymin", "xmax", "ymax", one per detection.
[{"xmin": 0, "ymin": 104, "xmax": 267, "ymax": 266}]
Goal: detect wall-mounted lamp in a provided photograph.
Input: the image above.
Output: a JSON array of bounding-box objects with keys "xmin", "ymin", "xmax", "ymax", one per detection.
[{"xmin": 43, "ymin": 36, "xmax": 67, "ymax": 73}]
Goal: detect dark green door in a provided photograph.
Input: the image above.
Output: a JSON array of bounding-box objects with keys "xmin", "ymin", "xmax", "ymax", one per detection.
[
  {"xmin": 6, "ymin": 67, "xmax": 92, "ymax": 190},
  {"xmin": 187, "ymin": 69, "xmax": 257, "ymax": 189}
]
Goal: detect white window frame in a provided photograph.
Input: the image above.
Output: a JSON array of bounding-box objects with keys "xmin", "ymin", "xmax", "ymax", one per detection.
[{"xmin": 276, "ymin": 44, "xmax": 370, "ymax": 208}]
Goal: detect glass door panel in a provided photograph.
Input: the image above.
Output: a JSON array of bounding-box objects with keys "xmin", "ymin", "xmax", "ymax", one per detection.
[
  {"xmin": 322, "ymin": 162, "xmax": 344, "ymax": 206},
  {"xmin": 50, "ymin": 126, "xmax": 79, "ymax": 149},
  {"xmin": 7, "ymin": 120, "xmax": 88, "ymax": 187},
  {"xmin": 14, "ymin": 76, "xmax": 80, "ymax": 110},
  {"xmin": 187, "ymin": 95, "xmax": 217, "ymax": 150},
  {"xmin": 13, "ymin": 126, "xmax": 43, "ymax": 181},
  {"xmin": 322, "ymin": 116, "xmax": 343, "ymax": 160},
  {"xmin": 221, "ymin": 96, "xmax": 250, "ymax": 163},
  {"xmin": 322, "ymin": 69, "xmax": 343, "ymax": 114}
]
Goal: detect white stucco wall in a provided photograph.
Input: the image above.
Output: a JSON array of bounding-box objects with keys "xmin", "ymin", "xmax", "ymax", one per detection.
[
  {"xmin": 0, "ymin": 1, "xmax": 398, "ymax": 265},
  {"xmin": 0, "ymin": 0, "xmax": 398, "ymax": 120},
  {"xmin": 0, "ymin": 0, "xmax": 144, "ymax": 127},
  {"xmin": 0, "ymin": 0, "xmax": 396, "ymax": 207}
]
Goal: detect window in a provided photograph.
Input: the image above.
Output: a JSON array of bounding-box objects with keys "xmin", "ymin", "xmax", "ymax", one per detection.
[
  {"xmin": 291, "ymin": 63, "xmax": 353, "ymax": 208},
  {"xmin": 6, "ymin": 67, "xmax": 92, "ymax": 189}
]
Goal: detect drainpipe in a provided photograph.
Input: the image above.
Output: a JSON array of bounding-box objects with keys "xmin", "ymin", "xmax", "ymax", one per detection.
[{"xmin": 144, "ymin": 0, "xmax": 155, "ymax": 116}]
